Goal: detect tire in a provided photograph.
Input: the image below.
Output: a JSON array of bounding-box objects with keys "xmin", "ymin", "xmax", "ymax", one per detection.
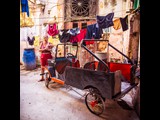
[{"xmin": 85, "ymin": 88, "xmax": 105, "ymax": 115}]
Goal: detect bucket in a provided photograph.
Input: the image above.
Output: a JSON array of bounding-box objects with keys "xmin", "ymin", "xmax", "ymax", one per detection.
[
  {"xmin": 95, "ymin": 52, "xmax": 108, "ymax": 61},
  {"xmin": 23, "ymin": 48, "xmax": 36, "ymax": 70}
]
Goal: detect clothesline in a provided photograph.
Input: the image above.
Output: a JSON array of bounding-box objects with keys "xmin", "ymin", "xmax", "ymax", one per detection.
[
  {"xmin": 29, "ymin": 11, "xmax": 135, "ymax": 20},
  {"xmin": 57, "ymin": 8, "xmax": 139, "ymax": 30},
  {"xmin": 30, "ymin": 15, "xmax": 122, "ymax": 20},
  {"xmin": 27, "ymin": 6, "xmax": 139, "ymax": 20},
  {"xmin": 22, "ymin": 6, "xmax": 139, "ymax": 30},
  {"xmin": 48, "ymin": 8, "xmax": 139, "ymax": 24},
  {"xmin": 24, "ymin": 8, "xmax": 139, "ymax": 28}
]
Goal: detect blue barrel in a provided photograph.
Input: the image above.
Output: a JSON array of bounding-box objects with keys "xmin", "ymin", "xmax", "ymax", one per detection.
[{"xmin": 23, "ymin": 48, "xmax": 36, "ymax": 70}]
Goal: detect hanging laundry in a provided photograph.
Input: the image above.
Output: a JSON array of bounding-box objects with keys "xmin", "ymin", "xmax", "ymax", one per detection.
[
  {"xmin": 21, "ymin": 0, "xmax": 29, "ymax": 17},
  {"xmin": 96, "ymin": 13, "xmax": 114, "ymax": 29},
  {"xmin": 113, "ymin": 18, "xmax": 122, "ymax": 30},
  {"xmin": 70, "ymin": 28, "xmax": 87, "ymax": 43},
  {"xmin": 67, "ymin": 28, "xmax": 80, "ymax": 43},
  {"xmin": 33, "ymin": 36, "xmax": 40, "ymax": 47},
  {"xmin": 27, "ymin": 36, "xmax": 35, "ymax": 46},
  {"xmin": 27, "ymin": 27, "xmax": 35, "ymax": 45},
  {"xmin": 47, "ymin": 23, "xmax": 59, "ymax": 36},
  {"xmin": 120, "ymin": 15, "xmax": 129, "ymax": 31},
  {"xmin": 130, "ymin": 14, "xmax": 140, "ymax": 34},
  {"xmin": 133, "ymin": 0, "xmax": 140, "ymax": 9},
  {"xmin": 70, "ymin": 36, "xmax": 79, "ymax": 43},
  {"xmin": 48, "ymin": 36, "xmax": 54, "ymax": 44},
  {"xmin": 68, "ymin": 28, "xmax": 80, "ymax": 36},
  {"xmin": 85, "ymin": 24, "xmax": 102, "ymax": 39},
  {"xmin": 85, "ymin": 24, "xmax": 102, "ymax": 45},
  {"xmin": 133, "ymin": 17, "xmax": 139, "ymax": 33},
  {"xmin": 76, "ymin": 28, "xmax": 87, "ymax": 42},
  {"xmin": 59, "ymin": 30, "xmax": 71, "ymax": 43}
]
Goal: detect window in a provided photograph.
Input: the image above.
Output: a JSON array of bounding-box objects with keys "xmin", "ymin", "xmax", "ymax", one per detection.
[
  {"xmin": 73, "ymin": 23, "xmax": 78, "ymax": 28},
  {"xmin": 81, "ymin": 23, "xmax": 87, "ymax": 29},
  {"xmin": 71, "ymin": 0, "xmax": 89, "ymax": 17}
]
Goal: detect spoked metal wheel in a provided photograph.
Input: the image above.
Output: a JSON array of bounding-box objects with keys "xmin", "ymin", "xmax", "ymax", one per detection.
[{"xmin": 85, "ymin": 88, "xmax": 105, "ymax": 115}]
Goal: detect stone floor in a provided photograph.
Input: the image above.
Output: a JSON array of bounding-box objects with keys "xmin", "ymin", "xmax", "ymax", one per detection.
[{"xmin": 20, "ymin": 65, "xmax": 140, "ymax": 120}]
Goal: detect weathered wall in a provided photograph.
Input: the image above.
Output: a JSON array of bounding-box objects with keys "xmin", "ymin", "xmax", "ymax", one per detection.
[
  {"xmin": 20, "ymin": 0, "xmax": 139, "ymax": 65},
  {"xmin": 57, "ymin": 0, "xmax": 65, "ymax": 29},
  {"xmin": 98, "ymin": 0, "xmax": 131, "ymax": 62},
  {"xmin": 129, "ymin": 13, "xmax": 140, "ymax": 63}
]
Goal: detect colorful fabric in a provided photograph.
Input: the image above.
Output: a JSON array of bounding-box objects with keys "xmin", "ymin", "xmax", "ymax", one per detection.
[
  {"xmin": 40, "ymin": 53, "xmax": 52, "ymax": 66},
  {"xmin": 59, "ymin": 30, "xmax": 71, "ymax": 43},
  {"xmin": 47, "ymin": 23, "xmax": 59, "ymax": 36},
  {"xmin": 85, "ymin": 24, "xmax": 101, "ymax": 39},
  {"xmin": 40, "ymin": 41, "xmax": 52, "ymax": 66},
  {"xmin": 48, "ymin": 36, "xmax": 54, "ymax": 44},
  {"xmin": 85, "ymin": 24, "xmax": 102, "ymax": 45},
  {"xmin": 133, "ymin": 0, "xmax": 140, "ymax": 9},
  {"xmin": 27, "ymin": 36, "xmax": 35, "ymax": 46},
  {"xmin": 21, "ymin": 0, "xmax": 29, "ymax": 17},
  {"xmin": 76, "ymin": 28, "xmax": 87, "ymax": 42},
  {"xmin": 70, "ymin": 36, "xmax": 79, "ymax": 43},
  {"xmin": 113, "ymin": 18, "xmax": 122, "ymax": 30},
  {"xmin": 68, "ymin": 28, "xmax": 80, "ymax": 36},
  {"xmin": 120, "ymin": 15, "xmax": 129, "ymax": 31},
  {"xmin": 96, "ymin": 13, "xmax": 114, "ymax": 29},
  {"xmin": 70, "ymin": 28, "xmax": 87, "ymax": 43},
  {"xmin": 33, "ymin": 36, "xmax": 39, "ymax": 46}
]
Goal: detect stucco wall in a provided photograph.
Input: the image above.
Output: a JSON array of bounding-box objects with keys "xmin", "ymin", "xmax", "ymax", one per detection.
[
  {"xmin": 20, "ymin": 0, "xmax": 135, "ymax": 64},
  {"xmin": 98, "ymin": 0, "xmax": 131, "ymax": 62}
]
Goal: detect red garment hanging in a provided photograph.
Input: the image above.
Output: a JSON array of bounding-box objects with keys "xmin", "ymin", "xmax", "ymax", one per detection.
[
  {"xmin": 70, "ymin": 28, "xmax": 87, "ymax": 43},
  {"xmin": 47, "ymin": 23, "xmax": 59, "ymax": 36}
]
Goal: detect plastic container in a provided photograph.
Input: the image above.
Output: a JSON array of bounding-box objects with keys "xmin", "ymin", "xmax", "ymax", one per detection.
[{"xmin": 23, "ymin": 48, "xmax": 36, "ymax": 70}]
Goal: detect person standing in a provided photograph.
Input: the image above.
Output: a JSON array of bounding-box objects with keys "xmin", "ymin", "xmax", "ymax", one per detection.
[{"xmin": 38, "ymin": 35, "xmax": 53, "ymax": 82}]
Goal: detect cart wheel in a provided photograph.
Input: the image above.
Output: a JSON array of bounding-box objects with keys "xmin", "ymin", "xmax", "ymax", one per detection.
[
  {"xmin": 45, "ymin": 72, "xmax": 51, "ymax": 88},
  {"xmin": 85, "ymin": 89, "xmax": 105, "ymax": 115}
]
